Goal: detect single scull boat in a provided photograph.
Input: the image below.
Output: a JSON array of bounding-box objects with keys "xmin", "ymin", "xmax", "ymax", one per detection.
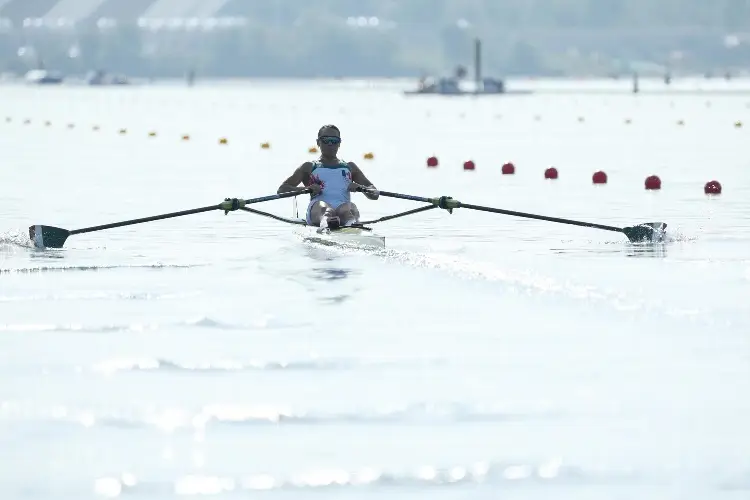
[{"xmin": 27, "ymin": 188, "xmax": 666, "ymax": 249}]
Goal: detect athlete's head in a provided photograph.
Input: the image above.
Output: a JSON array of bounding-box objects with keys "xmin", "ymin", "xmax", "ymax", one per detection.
[{"xmin": 317, "ymin": 124, "xmax": 341, "ymax": 157}]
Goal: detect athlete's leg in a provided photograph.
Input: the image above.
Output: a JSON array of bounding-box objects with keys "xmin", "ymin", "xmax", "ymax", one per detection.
[
  {"xmin": 307, "ymin": 201, "xmax": 334, "ymax": 226},
  {"xmin": 334, "ymin": 202, "xmax": 360, "ymax": 226}
]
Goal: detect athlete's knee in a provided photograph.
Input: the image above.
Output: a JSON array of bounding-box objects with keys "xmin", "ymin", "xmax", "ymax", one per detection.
[
  {"xmin": 310, "ymin": 201, "xmax": 331, "ymax": 214},
  {"xmin": 336, "ymin": 203, "xmax": 359, "ymax": 222},
  {"xmin": 308, "ymin": 201, "xmax": 329, "ymax": 223},
  {"xmin": 350, "ymin": 203, "xmax": 360, "ymax": 218}
]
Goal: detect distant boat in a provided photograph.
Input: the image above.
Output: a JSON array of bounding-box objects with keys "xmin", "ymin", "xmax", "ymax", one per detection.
[
  {"xmin": 85, "ymin": 70, "xmax": 130, "ymax": 86},
  {"xmin": 403, "ymin": 76, "xmax": 532, "ymax": 96},
  {"xmin": 404, "ymin": 76, "xmax": 463, "ymax": 95},
  {"xmin": 24, "ymin": 69, "xmax": 63, "ymax": 84},
  {"xmin": 403, "ymin": 38, "xmax": 532, "ymax": 96}
]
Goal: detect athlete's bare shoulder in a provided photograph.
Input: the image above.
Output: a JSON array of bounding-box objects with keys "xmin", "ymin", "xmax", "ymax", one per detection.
[{"xmin": 347, "ymin": 161, "xmax": 374, "ymax": 186}]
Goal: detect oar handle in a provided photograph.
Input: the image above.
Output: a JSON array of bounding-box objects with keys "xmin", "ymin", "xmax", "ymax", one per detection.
[
  {"xmin": 243, "ymin": 188, "xmax": 311, "ymax": 205},
  {"xmin": 372, "ymin": 190, "xmax": 433, "ymax": 204}
]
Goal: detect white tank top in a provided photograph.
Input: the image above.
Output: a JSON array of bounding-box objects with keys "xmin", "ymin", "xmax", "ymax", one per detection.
[{"xmin": 307, "ymin": 160, "xmax": 352, "ymax": 209}]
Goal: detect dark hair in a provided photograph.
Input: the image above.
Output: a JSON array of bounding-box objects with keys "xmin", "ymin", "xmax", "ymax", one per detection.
[{"xmin": 318, "ymin": 124, "xmax": 340, "ymax": 137}]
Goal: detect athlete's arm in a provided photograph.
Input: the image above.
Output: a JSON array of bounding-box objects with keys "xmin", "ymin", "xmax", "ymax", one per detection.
[
  {"xmin": 349, "ymin": 162, "xmax": 379, "ymax": 200},
  {"xmin": 277, "ymin": 162, "xmax": 312, "ymax": 194}
]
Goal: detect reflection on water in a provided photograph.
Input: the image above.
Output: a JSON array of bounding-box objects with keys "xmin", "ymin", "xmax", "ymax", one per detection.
[
  {"xmin": 310, "ymin": 267, "xmax": 354, "ymax": 281},
  {"xmin": 302, "ymin": 245, "xmax": 340, "ymax": 262},
  {"xmin": 550, "ymin": 241, "xmax": 668, "ymax": 258},
  {"xmin": 624, "ymin": 242, "xmax": 668, "ymax": 258},
  {"xmin": 319, "ymin": 294, "xmax": 351, "ymax": 304},
  {"xmin": 29, "ymin": 250, "xmax": 66, "ymax": 260},
  {"xmin": 300, "ymin": 245, "xmax": 360, "ymax": 305}
]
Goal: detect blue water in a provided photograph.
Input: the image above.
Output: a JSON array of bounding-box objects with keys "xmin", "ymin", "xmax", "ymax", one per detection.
[{"xmin": 1, "ymin": 78, "xmax": 749, "ymax": 499}]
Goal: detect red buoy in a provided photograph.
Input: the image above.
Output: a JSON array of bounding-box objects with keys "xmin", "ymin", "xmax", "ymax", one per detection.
[
  {"xmin": 544, "ymin": 167, "xmax": 558, "ymax": 179},
  {"xmin": 645, "ymin": 175, "xmax": 661, "ymax": 190},
  {"xmin": 592, "ymin": 171, "xmax": 607, "ymax": 184},
  {"xmin": 704, "ymin": 180, "xmax": 722, "ymax": 194},
  {"xmin": 501, "ymin": 162, "xmax": 515, "ymax": 175},
  {"xmin": 426, "ymin": 156, "xmax": 438, "ymax": 167},
  {"xmin": 463, "ymin": 160, "xmax": 475, "ymax": 170}
]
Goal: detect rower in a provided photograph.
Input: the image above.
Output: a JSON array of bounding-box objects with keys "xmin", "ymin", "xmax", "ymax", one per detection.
[{"xmin": 277, "ymin": 124, "xmax": 380, "ymax": 228}]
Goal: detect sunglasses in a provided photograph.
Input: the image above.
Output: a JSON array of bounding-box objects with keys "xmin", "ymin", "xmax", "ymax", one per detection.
[{"xmin": 318, "ymin": 136, "xmax": 341, "ymax": 145}]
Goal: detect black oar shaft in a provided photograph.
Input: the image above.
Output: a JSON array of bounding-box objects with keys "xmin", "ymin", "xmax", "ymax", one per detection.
[
  {"xmin": 458, "ymin": 203, "xmax": 623, "ymax": 233},
  {"xmin": 68, "ymin": 190, "xmax": 310, "ymax": 236},
  {"xmin": 69, "ymin": 204, "xmax": 220, "ymax": 235},
  {"xmin": 374, "ymin": 189, "xmax": 624, "ymax": 234},
  {"xmin": 359, "ymin": 205, "xmax": 437, "ymax": 225}
]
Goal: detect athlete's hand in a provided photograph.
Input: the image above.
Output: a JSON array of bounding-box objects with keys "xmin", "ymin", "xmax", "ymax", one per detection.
[
  {"xmin": 348, "ymin": 182, "xmax": 362, "ymax": 192},
  {"xmin": 307, "ymin": 183, "xmax": 322, "ymax": 195},
  {"xmin": 354, "ymin": 184, "xmax": 379, "ymax": 199}
]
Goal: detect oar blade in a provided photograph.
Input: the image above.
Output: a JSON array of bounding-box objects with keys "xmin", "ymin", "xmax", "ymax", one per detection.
[
  {"xmin": 28, "ymin": 225, "xmax": 71, "ymax": 249},
  {"xmin": 622, "ymin": 222, "xmax": 667, "ymax": 243}
]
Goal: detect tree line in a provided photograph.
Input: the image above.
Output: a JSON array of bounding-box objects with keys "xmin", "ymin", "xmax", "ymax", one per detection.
[{"xmin": 1, "ymin": 0, "xmax": 748, "ymax": 78}]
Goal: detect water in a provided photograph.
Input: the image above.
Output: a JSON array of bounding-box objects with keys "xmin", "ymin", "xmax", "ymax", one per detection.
[{"xmin": 1, "ymin": 78, "xmax": 749, "ymax": 499}]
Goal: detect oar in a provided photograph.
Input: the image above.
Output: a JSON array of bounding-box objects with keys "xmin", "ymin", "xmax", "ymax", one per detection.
[
  {"xmin": 28, "ymin": 189, "xmax": 311, "ymax": 249},
  {"xmin": 363, "ymin": 189, "xmax": 666, "ymax": 243}
]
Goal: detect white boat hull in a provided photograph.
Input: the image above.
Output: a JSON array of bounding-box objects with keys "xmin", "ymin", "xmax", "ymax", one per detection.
[{"xmin": 302, "ymin": 226, "xmax": 385, "ymax": 248}]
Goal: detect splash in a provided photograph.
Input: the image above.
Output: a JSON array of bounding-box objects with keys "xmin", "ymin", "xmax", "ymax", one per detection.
[
  {"xmin": 297, "ymin": 234, "xmax": 721, "ymax": 324},
  {"xmin": 301, "ymin": 239, "xmax": 584, "ymax": 294},
  {"xmin": 661, "ymin": 226, "xmax": 697, "ymax": 244},
  {"xmin": 0, "ymin": 229, "xmax": 33, "ymax": 251}
]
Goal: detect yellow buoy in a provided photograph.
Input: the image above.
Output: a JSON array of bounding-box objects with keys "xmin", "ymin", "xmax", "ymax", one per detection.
[
  {"xmin": 261, "ymin": 142, "xmax": 270, "ymax": 149},
  {"xmin": 148, "ymin": 131, "xmax": 157, "ymax": 137},
  {"xmin": 219, "ymin": 137, "xmax": 228, "ymax": 145},
  {"xmin": 735, "ymin": 121, "xmax": 743, "ymax": 128},
  {"xmin": 363, "ymin": 152, "xmax": 374, "ymax": 160},
  {"xmin": 308, "ymin": 146, "xmax": 318, "ymax": 153}
]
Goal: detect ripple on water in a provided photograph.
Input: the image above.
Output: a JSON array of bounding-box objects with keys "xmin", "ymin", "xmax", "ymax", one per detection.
[
  {"xmin": 0, "ymin": 263, "xmax": 203, "ymax": 274},
  {"xmin": 0, "ymin": 315, "xmax": 308, "ymax": 334},
  {"xmin": 88, "ymin": 355, "xmax": 446, "ymax": 375},
  {"xmin": 88, "ymin": 458, "xmax": 643, "ymax": 496},
  {"xmin": 0, "ymin": 400, "xmax": 561, "ymax": 432}
]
